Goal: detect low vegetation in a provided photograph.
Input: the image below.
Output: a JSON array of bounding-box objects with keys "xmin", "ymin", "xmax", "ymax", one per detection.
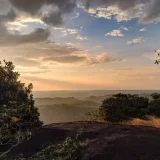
[
  {"xmin": 30, "ymin": 129, "xmax": 88, "ymax": 160},
  {"xmin": 98, "ymin": 93, "xmax": 160, "ymax": 123},
  {"xmin": 2, "ymin": 129, "xmax": 88, "ymax": 160}
]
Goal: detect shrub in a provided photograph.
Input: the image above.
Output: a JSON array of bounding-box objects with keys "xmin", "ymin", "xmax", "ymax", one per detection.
[
  {"xmin": 148, "ymin": 93, "xmax": 160, "ymax": 117},
  {"xmin": 99, "ymin": 93, "xmax": 149, "ymax": 122},
  {"xmin": 3, "ymin": 129, "xmax": 88, "ymax": 160},
  {"xmin": 0, "ymin": 61, "xmax": 43, "ymax": 158}
]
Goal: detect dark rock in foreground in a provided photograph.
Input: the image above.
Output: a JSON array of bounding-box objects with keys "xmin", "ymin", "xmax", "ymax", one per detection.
[{"xmin": 6, "ymin": 122, "xmax": 160, "ymax": 160}]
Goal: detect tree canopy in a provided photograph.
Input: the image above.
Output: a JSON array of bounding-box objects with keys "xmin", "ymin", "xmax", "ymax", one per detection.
[{"xmin": 0, "ymin": 60, "xmax": 42, "ymax": 157}]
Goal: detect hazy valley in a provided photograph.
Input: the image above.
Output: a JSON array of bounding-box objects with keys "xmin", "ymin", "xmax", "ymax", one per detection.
[{"xmin": 34, "ymin": 90, "xmax": 160, "ymax": 124}]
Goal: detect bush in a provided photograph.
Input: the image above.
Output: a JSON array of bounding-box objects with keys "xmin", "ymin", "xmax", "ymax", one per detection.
[
  {"xmin": 0, "ymin": 61, "xmax": 43, "ymax": 157},
  {"xmin": 148, "ymin": 93, "xmax": 160, "ymax": 117},
  {"xmin": 99, "ymin": 93, "xmax": 149, "ymax": 122},
  {"xmin": 2, "ymin": 129, "xmax": 88, "ymax": 160}
]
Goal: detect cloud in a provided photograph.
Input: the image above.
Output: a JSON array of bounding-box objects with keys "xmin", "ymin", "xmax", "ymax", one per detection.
[
  {"xmin": 76, "ymin": 35, "xmax": 88, "ymax": 41},
  {"xmin": 85, "ymin": 53, "xmax": 121, "ymax": 65},
  {"xmin": 127, "ymin": 37, "xmax": 145, "ymax": 45},
  {"xmin": 0, "ymin": 27, "xmax": 50, "ymax": 46},
  {"xmin": 105, "ymin": 26, "xmax": 128, "ymax": 37},
  {"xmin": 0, "ymin": 41, "xmax": 82, "ymax": 60},
  {"xmin": 140, "ymin": 0, "xmax": 160, "ymax": 24},
  {"xmin": 120, "ymin": 26, "xmax": 129, "ymax": 31},
  {"xmin": 7, "ymin": 21, "xmax": 28, "ymax": 31},
  {"xmin": 2, "ymin": 39, "xmax": 119, "ymax": 66},
  {"xmin": 9, "ymin": 0, "xmax": 77, "ymax": 26},
  {"xmin": 83, "ymin": 1, "xmax": 144, "ymax": 22},
  {"xmin": 14, "ymin": 57, "xmax": 40, "ymax": 66},
  {"xmin": 83, "ymin": 0, "xmax": 139, "ymax": 10},
  {"xmin": 41, "ymin": 11, "xmax": 64, "ymax": 27},
  {"xmin": 21, "ymin": 75, "xmax": 74, "ymax": 87},
  {"xmin": 71, "ymin": 12, "xmax": 80, "ymax": 19},
  {"xmin": 105, "ymin": 30, "xmax": 124, "ymax": 37},
  {"xmin": 43, "ymin": 55, "xmax": 86, "ymax": 63},
  {"xmin": 0, "ymin": 0, "xmax": 79, "ymax": 48},
  {"xmin": 0, "ymin": 9, "xmax": 17, "ymax": 22},
  {"xmin": 139, "ymin": 28, "xmax": 147, "ymax": 32},
  {"xmin": 61, "ymin": 28, "xmax": 79, "ymax": 36},
  {"xmin": 83, "ymin": 0, "xmax": 160, "ymax": 24},
  {"xmin": 0, "ymin": 0, "xmax": 11, "ymax": 15}
]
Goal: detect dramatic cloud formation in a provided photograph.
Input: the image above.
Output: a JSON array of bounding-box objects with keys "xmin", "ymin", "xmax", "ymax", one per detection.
[
  {"xmin": 83, "ymin": 0, "xmax": 160, "ymax": 24},
  {"xmin": 0, "ymin": 28, "xmax": 50, "ymax": 46},
  {"xmin": 0, "ymin": 0, "xmax": 78, "ymax": 48},
  {"xmin": 9, "ymin": 0, "xmax": 77, "ymax": 26},
  {"xmin": 140, "ymin": 0, "xmax": 160, "ymax": 23},
  {"xmin": 0, "ymin": 0, "xmax": 160, "ymax": 48},
  {"xmin": 0, "ymin": 0, "xmax": 160, "ymax": 90}
]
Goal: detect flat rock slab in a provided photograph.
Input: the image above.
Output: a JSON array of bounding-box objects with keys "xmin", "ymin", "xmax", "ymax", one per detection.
[{"xmin": 5, "ymin": 122, "xmax": 160, "ymax": 160}]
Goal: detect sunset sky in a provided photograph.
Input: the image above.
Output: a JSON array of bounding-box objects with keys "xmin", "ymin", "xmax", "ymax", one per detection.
[{"xmin": 0, "ymin": 0, "xmax": 160, "ymax": 90}]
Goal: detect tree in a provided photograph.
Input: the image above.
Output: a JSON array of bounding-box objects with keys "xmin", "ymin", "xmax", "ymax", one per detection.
[
  {"xmin": 0, "ymin": 60, "xmax": 43, "ymax": 158},
  {"xmin": 148, "ymin": 93, "xmax": 160, "ymax": 117},
  {"xmin": 99, "ymin": 93, "xmax": 149, "ymax": 122}
]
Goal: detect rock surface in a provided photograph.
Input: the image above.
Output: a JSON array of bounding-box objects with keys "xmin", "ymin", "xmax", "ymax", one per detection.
[{"xmin": 6, "ymin": 122, "xmax": 160, "ymax": 160}]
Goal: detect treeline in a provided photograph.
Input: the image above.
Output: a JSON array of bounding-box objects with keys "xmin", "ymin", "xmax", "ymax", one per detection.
[{"xmin": 98, "ymin": 93, "xmax": 160, "ymax": 122}]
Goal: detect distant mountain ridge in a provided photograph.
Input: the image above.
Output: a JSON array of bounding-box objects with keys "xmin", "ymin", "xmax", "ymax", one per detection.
[
  {"xmin": 35, "ymin": 97, "xmax": 100, "ymax": 106},
  {"xmin": 33, "ymin": 90, "xmax": 160, "ymax": 99}
]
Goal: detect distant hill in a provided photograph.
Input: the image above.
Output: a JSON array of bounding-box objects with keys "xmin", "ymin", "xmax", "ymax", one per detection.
[
  {"xmin": 85, "ymin": 93, "xmax": 152, "ymax": 103},
  {"xmin": 33, "ymin": 90, "xmax": 160, "ymax": 99},
  {"xmin": 35, "ymin": 97, "xmax": 99, "ymax": 107},
  {"xmin": 34, "ymin": 93, "xmax": 154, "ymax": 124},
  {"xmin": 85, "ymin": 95, "xmax": 112, "ymax": 103},
  {"xmin": 35, "ymin": 97, "xmax": 99, "ymax": 124}
]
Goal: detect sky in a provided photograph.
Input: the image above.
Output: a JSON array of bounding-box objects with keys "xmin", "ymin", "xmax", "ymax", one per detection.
[{"xmin": 0, "ymin": 0, "xmax": 160, "ymax": 90}]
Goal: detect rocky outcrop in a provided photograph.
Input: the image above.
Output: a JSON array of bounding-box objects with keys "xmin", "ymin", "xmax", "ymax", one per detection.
[{"xmin": 6, "ymin": 122, "xmax": 160, "ymax": 160}]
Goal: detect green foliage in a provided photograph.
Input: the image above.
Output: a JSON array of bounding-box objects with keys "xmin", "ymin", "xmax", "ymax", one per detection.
[
  {"xmin": 56, "ymin": 129, "xmax": 88, "ymax": 160},
  {"xmin": 99, "ymin": 93, "xmax": 149, "ymax": 122},
  {"xmin": 0, "ymin": 60, "xmax": 42, "ymax": 156},
  {"xmin": 31, "ymin": 129, "xmax": 88, "ymax": 160},
  {"xmin": 148, "ymin": 93, "xmax": 160, "ymax": 117},
  {"xmin": 150, "ymin": 93, "xmax": 160, "ymax": 100},
  {"xmin": 3, "ymin": 130, "xmax": 88, "ymax": 160}
]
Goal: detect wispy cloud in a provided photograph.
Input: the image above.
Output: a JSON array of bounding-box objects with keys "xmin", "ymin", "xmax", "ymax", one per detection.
[
  {"xmin": 76, "ymin": 35, "xmax": 88, "ymax": 41},
  {"xmin": 127, "ymin": 37, "xmax": 145, "ymax": 45},
  {"xmin": 105, "ymin": 26, "xmax": 128, "ymax": 37},
  {"xmin": 139, "ymin": 28, "xmax": 147, "ymax": 32},
  {"xmin": 71, "ymin": 12, "xmax": 80, "ymax": 19},
  {"xmin": 105, "ymin": 29, "xmax": 124, "ymax": 37}
]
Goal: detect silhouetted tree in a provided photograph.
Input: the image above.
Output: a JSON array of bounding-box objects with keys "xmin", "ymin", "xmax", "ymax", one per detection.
[
  {"xmin": 99, "ymin": 93, "xmax": 149, "ymax": 122},
  {"xmin": 0, "ymin": 60, "xmax": 42, "ymax": 157},
  {"xmin": 148, "ymin": 93, "xmax": 160, "ymax": 117}
]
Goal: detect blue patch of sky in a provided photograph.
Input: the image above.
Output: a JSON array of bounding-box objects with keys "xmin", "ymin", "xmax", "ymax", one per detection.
[{"xmin": 48, "ymin": 6, "xmax": 160, "ymax": 61}]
